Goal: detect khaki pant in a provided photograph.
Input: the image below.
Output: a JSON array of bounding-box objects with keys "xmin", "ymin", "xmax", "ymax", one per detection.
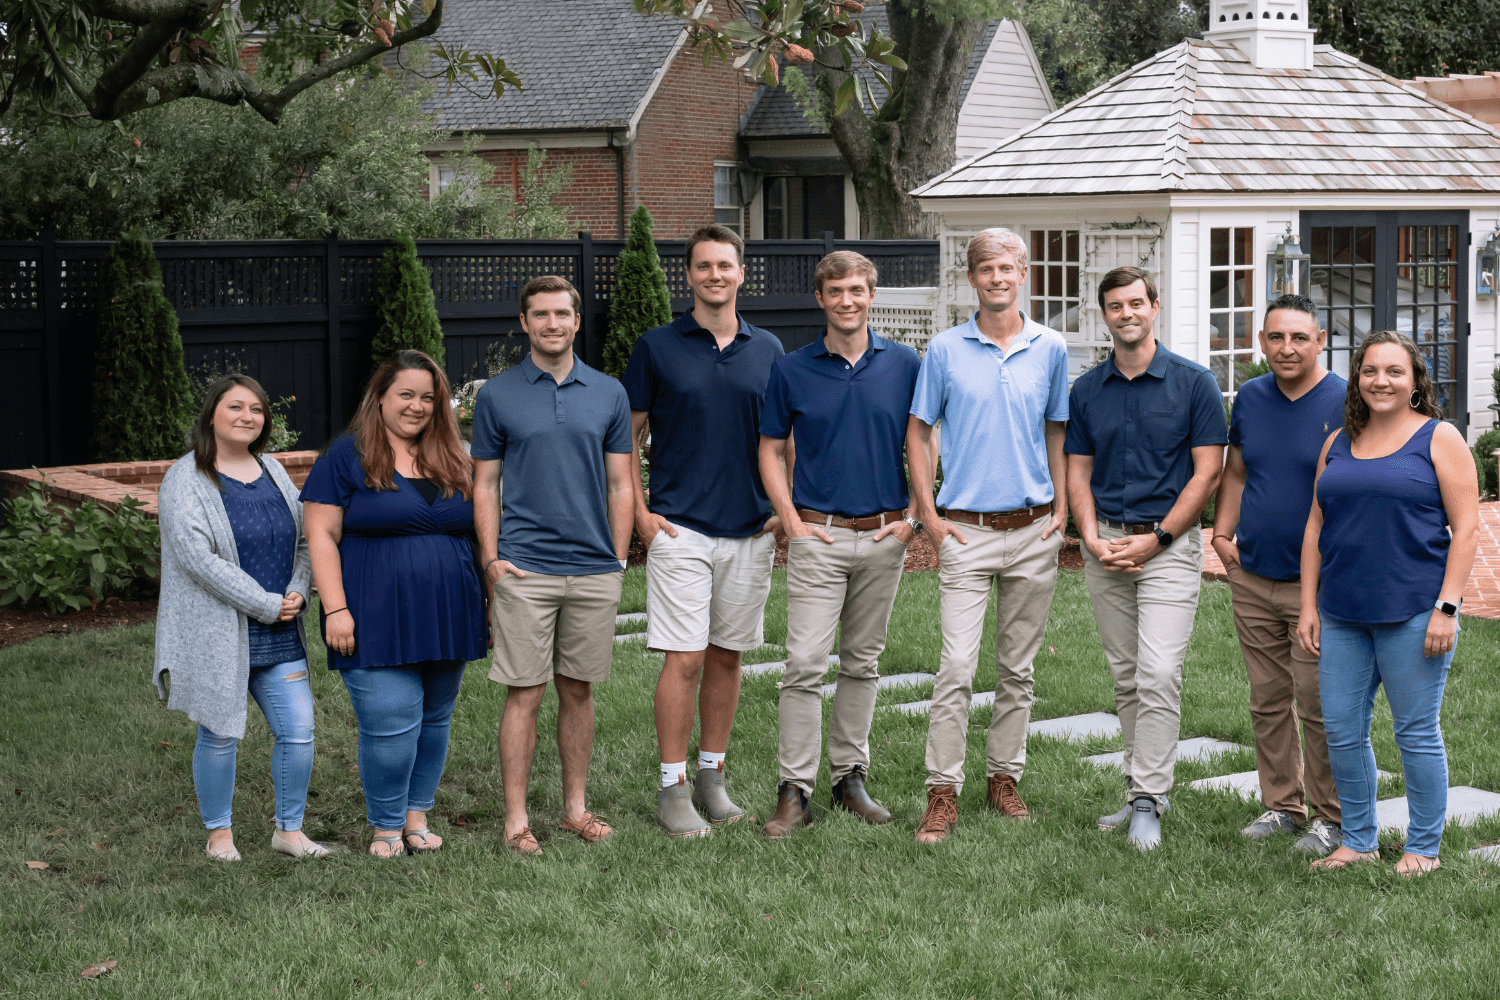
[
  {"xmin": 778, "ymin": 527, "xmax": 908, "ymax": 793},
  {"xmin": 487, "ymin": 570, "xmax": 623, "ymax": 687},
  {"xmin": 1226, "ymin": 564, "xmax": 1340, "ymax": 823},
  {"xmin": 925, "ymin": 514, "xmax": 1064, "ymax": 793},
  {"xmin": 1082, "ymin": 523, "xmax": 1203, "ymax": 806}
]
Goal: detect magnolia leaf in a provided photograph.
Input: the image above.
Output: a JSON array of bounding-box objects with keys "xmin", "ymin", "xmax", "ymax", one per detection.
[
  {"xmin": 79, "ymin": 960, "xmax": 117, "ymax": 979},
  {"xmin": 833, "ymin": 74, "xmax": 855, "ymax": 116},
  {"xmin": 25, "ymin": 861, "xmax": 49, "ymax": 870}
]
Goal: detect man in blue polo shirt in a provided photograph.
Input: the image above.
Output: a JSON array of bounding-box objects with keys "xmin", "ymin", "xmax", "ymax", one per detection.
[
  {"xmin": 1213, "ymin": 294, "xmax": 1346, "ymax": 856},
  {"xmin": 906, "ymin": 228, "xmax": 1071, "ymax": 845},
  {"xmin": 1065, "ymin": 265, "xmax": 1226, "ymax": 851},
  {"xmin": 623, "ymin": 224, "xmax": 785, "ymax": 838},
  {"xmin": 756, "ymin": 251, "xmax": 922, "ymax": 839},
  {"xmin": 472, "ymin": 275, "xmax": 635, "ymax": 856}
]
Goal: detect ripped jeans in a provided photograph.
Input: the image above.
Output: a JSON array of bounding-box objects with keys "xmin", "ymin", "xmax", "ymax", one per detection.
[{"xmin": 193, "ymin": 658, "xmax": 316, "ymax": 832}]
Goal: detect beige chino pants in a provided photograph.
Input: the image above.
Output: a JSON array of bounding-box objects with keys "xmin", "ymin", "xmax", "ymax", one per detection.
[
  {"xmin": 1226, "ymin": 564, "xmax": 1340, "ymax": 823},
  {"xmin": 1082, "ymin": 523, "xmax": 1203, "ymax": 806},
  {"xmin": 925, "ymin": 514, "xmax": 1064, "ymax": 793},
  {"xmin": 777, "ymin": 527, "xmax": 908, "ymax": 793}
]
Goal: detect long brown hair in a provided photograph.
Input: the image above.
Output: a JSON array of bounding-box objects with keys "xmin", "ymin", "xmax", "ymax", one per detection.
[
  {"xmin": 348, "ymin": 350, "xmax": 471, "ymax": 499},
  {"xmin": 1343, "ymin": 330, "xmax": 1443, "ymax": 441},
  {"xmin": 193, "ymin": 374, "xmax": 273, "ymax": 484}
]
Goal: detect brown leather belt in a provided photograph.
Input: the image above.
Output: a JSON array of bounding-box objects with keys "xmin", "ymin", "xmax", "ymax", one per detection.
[
  {"xmin": 797, "ymin": 508, "xmax": 907, "ymax": 531},
  {"xmin": 1100, "ymin": 517, "xmax": 1161, "ymax": 535},
  {"xmin": 939, "ymin": 504, "xmax": 1051, "ymax": 531}
]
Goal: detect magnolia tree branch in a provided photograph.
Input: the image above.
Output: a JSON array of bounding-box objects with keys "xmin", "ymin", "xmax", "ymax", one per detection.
[
  {"xmin": 24, "ymin": 0, "xmax": 100, "ymax": 113},
  {"xmin": 74, "ymin": 0, "xmax": 208, "ymax": 28}
]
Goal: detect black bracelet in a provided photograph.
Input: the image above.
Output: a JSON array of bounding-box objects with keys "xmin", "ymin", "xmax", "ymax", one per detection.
[
  {"xmin": 323, "ymin": 606, "xmax": 348, "ymax": 617},
  {"xmin": 484, "ymin": 558, "xmax": 501, "ymax": 571}
]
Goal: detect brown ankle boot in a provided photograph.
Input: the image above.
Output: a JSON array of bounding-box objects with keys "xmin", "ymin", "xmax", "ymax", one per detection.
[
  {"xmin": 831, "ymin": 770, "xmax": 892, "ymax": 825},
  {"xmin": 986, "ymin": 774, "xmax": 1030, "ymax": 820},
  {"xmin": 915, "ymin": 785, "xmax": 958, "ymax": 844},
  {"xmin": 762, "ymin": 783, "xmax": 813, "ymax": 839}
]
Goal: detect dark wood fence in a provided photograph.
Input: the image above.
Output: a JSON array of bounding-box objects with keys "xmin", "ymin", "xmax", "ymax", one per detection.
[{"xmin": 0, "ymin": 232, "xmax": 937, "ymax": 471}]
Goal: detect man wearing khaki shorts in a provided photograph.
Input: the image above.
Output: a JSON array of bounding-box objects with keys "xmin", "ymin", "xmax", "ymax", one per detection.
[
  {"xmin": 623, "ymin": 224, "xmax": 785, "ymax": 838},
  {"xmin": 472, "ymin": 275, "xmax": 636, "ymax": 856},
  {"xmin": 906, "ymin": 228, "xmax": 1071, "ymax": 845},
  {"xmin": 757, "ymin": 251, "xmax": 921, "ymax": 838}
]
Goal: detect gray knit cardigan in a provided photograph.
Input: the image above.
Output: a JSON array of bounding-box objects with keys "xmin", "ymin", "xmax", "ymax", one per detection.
[{"xmin": 152, "ymin": 453, "xmax": 312, "ymax": 739}]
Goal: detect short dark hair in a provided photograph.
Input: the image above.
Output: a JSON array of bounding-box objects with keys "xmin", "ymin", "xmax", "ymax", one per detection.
[
  {"xmin": 520, "ymin": 274, "xmax": 581, "ymax": 315},
  {"xmin": 685, "ymin": 224, "xmax": 745, "ymax": 267},
  {"xmin": 1096, "ymin": 266, "xmax": 1157, "ymax": 311},
  {"xmin": 193, "ymin": 374, "xmax": 273, "ymax": 485},
  {"xmin": 1265, "ymin": 293, "xmax": 1320, "ymax": 325},
  {"xmin": 814, "ymin": 250, "xmax": 878, "ymax": 294}
]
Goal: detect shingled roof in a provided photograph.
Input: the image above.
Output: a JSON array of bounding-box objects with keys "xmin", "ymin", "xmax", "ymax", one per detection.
[
  {"xmin": 914, "ymin": 38, "xmax": 1500, "ymax": 199},
  {"xmin": 415, "ymin": 0, "xmax": 687, "ymax": 132}
]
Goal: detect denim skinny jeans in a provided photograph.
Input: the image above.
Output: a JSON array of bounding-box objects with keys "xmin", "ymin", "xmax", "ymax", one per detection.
[
  {"xmin": 193, "ymin": 658, "xmax": 316, "ymax": 831},
  {"xmin": 339, "ymin": 660, "xmax": 465, "ymax": 830},
  {"xmin": 1318, "ymin": 613, "xmax": 1457, "ymax": 858}
]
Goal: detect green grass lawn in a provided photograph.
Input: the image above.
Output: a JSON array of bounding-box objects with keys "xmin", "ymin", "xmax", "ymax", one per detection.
[{"xmin": 6, "ymin": 569, "xmax": 1500, "ymax": 998}]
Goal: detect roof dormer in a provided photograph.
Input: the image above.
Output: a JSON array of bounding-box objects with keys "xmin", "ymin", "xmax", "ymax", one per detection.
[{"xmin": 1205, "ymin": 0, "xmax": 1315, "ymax": 70}]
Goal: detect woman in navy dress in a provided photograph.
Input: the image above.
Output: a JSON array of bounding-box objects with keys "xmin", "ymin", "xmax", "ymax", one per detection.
[{"xmin": 302, "ymin": 350, "xmax": 486, "ymax": 858}]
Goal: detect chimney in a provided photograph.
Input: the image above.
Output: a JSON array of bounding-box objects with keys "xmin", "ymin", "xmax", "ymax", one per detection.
[{"xmin": 1205, "ymin": 0, "xmax": 1315, "ymax": 70}]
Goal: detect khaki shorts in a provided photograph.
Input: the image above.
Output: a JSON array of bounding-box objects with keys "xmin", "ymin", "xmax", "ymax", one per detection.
[
  {"xmin": 645, "ymin": 523, "xmax": 776, "ymax": 652},
  {"xmin": 487, "ymin": 569, "xmax": 624, "ymax": 687}
]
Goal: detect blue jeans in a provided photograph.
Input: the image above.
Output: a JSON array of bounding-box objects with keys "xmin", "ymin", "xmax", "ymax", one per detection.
[
  {"xmin": 193, "ymin": 658, "xmax": 316, "ymax": 831},
  {"xmin": 1319, "ymin": 613, "xmax": 1456, "ymax": 857},
  {"xmin": 339, "ymin": 660, "xmax": 465, "ymax": 830}
]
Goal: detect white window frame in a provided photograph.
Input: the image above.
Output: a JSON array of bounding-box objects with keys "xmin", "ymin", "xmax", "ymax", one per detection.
[
  {"xmin": 1206, "ymin": 225, "xmax": 1259, "ymax": 401},
  {"xmin": 713, "ymin": 162, "xmax": 743, "ymax": 236}
]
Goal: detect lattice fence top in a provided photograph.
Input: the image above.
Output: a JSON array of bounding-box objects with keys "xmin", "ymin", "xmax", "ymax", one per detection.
[
  {"xmin": 0, "ymin": 256, "xmax": 39, "ymax": 311},
  {"xmin": 869, "ymin": 287, "xmax": 940, "ymax": 356}
]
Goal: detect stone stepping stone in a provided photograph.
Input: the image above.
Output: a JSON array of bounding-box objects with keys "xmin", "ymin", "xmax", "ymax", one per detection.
[
  {"xmin": 821, "ymin": 672, "xmax": 935, "ymax": 698},
  {"xmin": 1469, "ymin": 844, "xmax": 1500, "ymax": 863},
  {"xmin": 1027, "ymin": 712, "xmax": 1121, "ymax": 741},
  {"xmin": 890, "ymin": 691, "xmax": 996, "ymax": 716},
  {"xmin": 741, "ymin": 655, "xmax": 839, "ymax": 677},
  {"xmin": 1085, "ymin": 736, "xmax": 1246, "ymax": 771},
  {"xmin": 1374, "ymin": 786, "xmax": 1500, "ymax": 835},
  {"xmin": 1190, "ymin": 768, "xmax": 1392, "ymax": 798},
  {"xmin": 616, "ymin": 612, "xmax": 647, "ymax": 625}
]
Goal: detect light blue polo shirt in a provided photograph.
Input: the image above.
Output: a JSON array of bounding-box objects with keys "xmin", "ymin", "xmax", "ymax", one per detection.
[{"xmin": 909, "ymin": 311, "xmax": 1069, "ymax": 512}]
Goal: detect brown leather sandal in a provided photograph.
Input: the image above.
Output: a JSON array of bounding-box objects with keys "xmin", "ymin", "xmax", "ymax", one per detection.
[
  {"xmin": 503, "ymin": 826, "xmax": 543, "ymax": 856},
  {"xmin": 558, "ymin": 811, "xmax": 613, "ymax": 843}
]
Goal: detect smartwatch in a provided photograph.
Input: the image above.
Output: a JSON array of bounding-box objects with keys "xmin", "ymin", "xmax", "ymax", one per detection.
[
  {"xmin": 1435, "ymin": 598, "xmax": 1461, "ymax": 617},
  {"xmin": 1152, "ymin": 527, "xmax": 1174, "ymax": 549},
  {"xmin": 903, "ymin": 515, "xmax": 924, "ymax": 535}
]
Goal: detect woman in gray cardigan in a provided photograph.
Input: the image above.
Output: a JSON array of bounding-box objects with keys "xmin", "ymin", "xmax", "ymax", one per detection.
[{"xmin": 154, "ymin": 375, "xmax": 326, "ymax": 861}]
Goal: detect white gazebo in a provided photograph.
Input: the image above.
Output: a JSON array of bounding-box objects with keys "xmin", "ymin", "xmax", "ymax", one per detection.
[{"xmin": 908, "ymin": 0, "xmax": 1500, "ymax": 438}]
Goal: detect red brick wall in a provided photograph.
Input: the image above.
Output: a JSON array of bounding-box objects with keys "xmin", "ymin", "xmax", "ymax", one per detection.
[{"xmin": 469, "ymin": 146, "xmax": 622, "ymax": 237}]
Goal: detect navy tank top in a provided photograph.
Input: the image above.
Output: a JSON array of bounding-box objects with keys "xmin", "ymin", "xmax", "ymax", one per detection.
[{"xmin": 1317, "ymin": 419, "xmax": 1449, "ymax": 623}]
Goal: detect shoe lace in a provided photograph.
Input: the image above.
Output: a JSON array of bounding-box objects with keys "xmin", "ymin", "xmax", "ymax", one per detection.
[
  {"xmin": 991, "ymin": 776, "xmax": 1023, "ymax": 810},
  {"xmin": 1306, "ymin": 820, "xmax": 1338, "ymax": 848},
  {"xmin": 919, "ymin": 790, "xmax": 958, "ymax": 833},
  {"xmin": 1252, "ymin": 809, "xmax": 1289, "ymax": 828}
]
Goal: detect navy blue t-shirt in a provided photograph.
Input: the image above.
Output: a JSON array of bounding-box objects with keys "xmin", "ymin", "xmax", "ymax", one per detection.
[
  {"xmin": 760, "ymin": 331, "xmax": 920, "ymax": 517},
  {"xmin": 1228, "ymin": 371, "xmax": 1347, "ymax": 580},
  {"xmin": 470, "ymin": 355, "xmax": 633, "ymax": 576},
  {"xmin": 217, "ymin": 467, "xmax": 304, "ymax": 667},
  {"xmin": 623, "ymin": 311, "xmax": 783, "ymax": 537},
  {"xmin": 1064, "ymin": 342, "xmax": 1228, "ymax": 522}
]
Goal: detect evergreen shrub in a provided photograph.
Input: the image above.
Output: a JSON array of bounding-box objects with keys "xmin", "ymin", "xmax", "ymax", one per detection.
[
  {"xmin": 1473, "ymin": 429, "xmax": 1500, "ymax": 501},
  {"xmin": 604, "ymin": 205, "xmax": 671, "ymax": 379},
  {"xmin": 371, "ymin": 235, "xmax": 444, "ymax": 368}
]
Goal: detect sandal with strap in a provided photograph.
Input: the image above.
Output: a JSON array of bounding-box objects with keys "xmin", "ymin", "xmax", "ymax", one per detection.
[
  {"xmin": 558, "ymin": 811, "xmax": 613, "ymax": 843},
  {"xmin": 403, "ymin": 827, "xmax": 441, "ymax": 854},
  {"xmin": 504, "ymin": 826, "xmax": 543, "ymax": 856},
  {"xmin": 368, "ymin": 832, "xmax": 406, "ymax": 859},
  {"xmin": 1309, "ymin": 848, "xmax": 1380, "ymax": 871}
]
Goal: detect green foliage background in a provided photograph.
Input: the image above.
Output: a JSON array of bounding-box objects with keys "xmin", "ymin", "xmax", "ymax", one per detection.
[
  {"xmin": 89, "ymin": 238, "xmax": 194, "ymax": 463},
  {"xmin": 371, "ymin": 235, "xmax": 446, "ymax": 368},
  {"xmin": 604, "ymin": 205, "xmax": 672, "ymax": 380}
]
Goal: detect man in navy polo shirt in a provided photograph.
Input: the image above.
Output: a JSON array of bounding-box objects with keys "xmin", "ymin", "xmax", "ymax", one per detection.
[
  {"xmin": 906, "ymin": 228, "xmax": 1071, "ymax": 845},
  {"xmin": 1213, "ymin": 294, "xmax": 1346, "ymax": 856},
  {"xmin": 1065, "ymin": 265, "xmax": 1226, "ymax": 851},
  {"xmin": 756, "ymin": 251, "xmax": 921, "ymax": 839},
  {"xmin": 472, "ymin": 275, "xmax": 635, "ymax": 856},
  {"xmin": 623, "ymin": 224, "xmax": 785, "ymax": 838}
]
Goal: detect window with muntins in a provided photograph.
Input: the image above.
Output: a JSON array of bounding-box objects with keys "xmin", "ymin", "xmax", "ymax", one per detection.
[
  {"xmin": 1029, "ymin": 229, "xmax": 1080, "ymax": 337},
  {"xmin": 713, "ymin": 164, "xmax": 743, "ymax": 236},
  {"xmin": 1208, "ymin": 226, "xmax": 1256, "ymax": 400}
]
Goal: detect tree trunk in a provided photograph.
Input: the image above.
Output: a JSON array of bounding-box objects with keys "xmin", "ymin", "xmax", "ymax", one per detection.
[{"xmin": 825, "ymin": 2, "xmax": 985, "ymax": 239}]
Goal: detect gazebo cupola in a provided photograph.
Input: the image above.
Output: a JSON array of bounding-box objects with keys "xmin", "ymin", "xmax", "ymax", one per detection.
[{"xmin": 1205, "ymin": 0, "xmax": 1316, "ymax": 70}]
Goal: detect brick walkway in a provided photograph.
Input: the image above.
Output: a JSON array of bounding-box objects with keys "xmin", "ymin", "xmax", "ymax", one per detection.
[{"xmin": 1200, "ymin": 503, "xmax": 1500, "ymax": 620}]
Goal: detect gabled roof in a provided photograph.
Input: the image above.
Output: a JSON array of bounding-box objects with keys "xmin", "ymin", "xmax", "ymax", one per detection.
[
  {"xmin": 1406, "ymin": 71, "xmax": 1500, "ymax": 126},
  {"xmin": 414, "ymin": 0, "xmax": 686, "ymax": 132},
  {"xmin": 914, "ymin": 39, "xmax": 1500, "ymax": 199}
]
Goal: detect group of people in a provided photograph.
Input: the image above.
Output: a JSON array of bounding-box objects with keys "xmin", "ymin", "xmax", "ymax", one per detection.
[{"xmin": 152, "ymin": 223, "xmax": 1478, "ymax": 876}]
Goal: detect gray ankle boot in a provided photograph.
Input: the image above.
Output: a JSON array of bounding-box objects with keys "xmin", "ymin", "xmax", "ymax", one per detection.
[
  {"xmin": 657, "ymin": 775, "xmax": 711, "ymax": 838},
  {"xmin": 692, "ymin": 761, "xmax": 747, "ymax": 824},
  {"xmin": 1127, "ymin": 797, "xmax": 1162, "ymax": 851}
]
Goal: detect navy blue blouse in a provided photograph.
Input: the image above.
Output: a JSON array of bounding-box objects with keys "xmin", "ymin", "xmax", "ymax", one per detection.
[
  {"xmin": 299, "ymin": 435, "xmax": 486, "ymax": 670},
  {"xmin": 217, "ymin": 467, "xmax": 305, "ymax": 667}
]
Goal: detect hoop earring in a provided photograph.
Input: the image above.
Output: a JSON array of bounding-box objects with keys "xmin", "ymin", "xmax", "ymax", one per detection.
[{"xmin": 1409, "ymin": 389, "xmax": 1420, "ymax": 409}]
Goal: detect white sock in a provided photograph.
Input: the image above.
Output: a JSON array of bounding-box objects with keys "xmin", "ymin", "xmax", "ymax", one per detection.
[
  {"xmin": 699, "ymin": 750, "xmax": 725, "ymax": 773},
  {"xmin": 661, "ymin": 761, "xmax": 688, "ymax": 789}
]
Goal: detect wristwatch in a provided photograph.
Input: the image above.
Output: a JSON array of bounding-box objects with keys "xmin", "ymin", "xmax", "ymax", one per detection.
[
  {"xmin": 903, "ymin": 515, "xmax": 924, "ymax": 535},
  {"xmin": 1152, "ymin": 527, "xmax": 1174, "ymax": 549},
  {"xmin": 1435, "ymin": 598, "xmax": 1461, "ymax": 617}
]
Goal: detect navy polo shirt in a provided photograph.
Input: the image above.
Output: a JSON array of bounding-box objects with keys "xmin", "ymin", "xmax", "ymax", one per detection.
[
  {"xmin": 1064, "ymin": 341, "xmax": 1228, "ymax": 522},
  {"xmin": 760, "ymin": 330, "xmax": 921, "ymax": 517},
  {"xmin": 623, "ymin": 311, "xmax": 784, "ymax": 537},
  {"xmin": 1228, "ymin": 371, "xmax": 1347, "ymax": 581},
  {"xmin": 470, "ymin": 355, "xmax": 633, "ymax": 576}
]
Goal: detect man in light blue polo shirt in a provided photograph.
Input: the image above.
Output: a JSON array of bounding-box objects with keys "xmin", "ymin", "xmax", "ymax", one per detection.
[
  {"xmin": 905, "ymin": 228, "xmax": 1070, "ymax": 845},
  {"xmin": 472, "ymin": 275, "xmax": 635, "ymax": 856}
]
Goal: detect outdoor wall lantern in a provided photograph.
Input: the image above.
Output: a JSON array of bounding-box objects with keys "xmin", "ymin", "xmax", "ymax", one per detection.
[
  {"xmin": 1478, "ymin": 222, "xmax": 1500, "ymax": 297},
  {"xmin": 1266, "ymin": 223, "xmax": 1310, "ymax": 301}
]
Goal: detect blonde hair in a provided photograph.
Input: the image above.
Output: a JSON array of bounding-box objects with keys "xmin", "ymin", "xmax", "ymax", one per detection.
[
  {"xmin": 966, "ymin": 228, "xmax": 1029, "ymax": 272},
  {"xmin": 814, "ymin": 250, "xmax": 879, "ymax": 294}
]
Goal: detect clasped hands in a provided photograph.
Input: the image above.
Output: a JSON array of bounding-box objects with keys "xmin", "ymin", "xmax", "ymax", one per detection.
[{"xmin": 1085, "ymin": 532, "xmax": 1161, "ymax": 573}]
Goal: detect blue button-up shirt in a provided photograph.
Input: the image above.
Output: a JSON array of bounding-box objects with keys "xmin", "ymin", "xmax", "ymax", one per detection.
[
  {"xmin": 1064, "ymin": 341, "xmax": 1228, "ymax": 522},
  {"xmin": 909, "ymin": 311, "xmax": 1069, "ymax": 512},
  {"xmin": 470, "ymin": 355, "xmax": 633, "ymax": 576},
  {"xmin": 760, "ymin": 330, "xmax": 921, "ymax": 517},
  {"xmin": 623, "ymin": 311, "xmax": 784, "ymax": 537}
]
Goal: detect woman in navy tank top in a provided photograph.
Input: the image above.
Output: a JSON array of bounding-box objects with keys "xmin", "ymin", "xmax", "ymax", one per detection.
[{"xmin": 1296, "ymin": 331, "xmax": 1478, "ymax": 876}]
